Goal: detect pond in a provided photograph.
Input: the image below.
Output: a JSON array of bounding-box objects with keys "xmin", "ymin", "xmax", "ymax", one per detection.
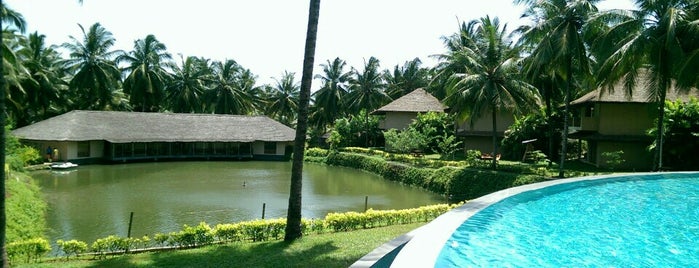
[{"xmin": 32, "ymin": 161, "xmax": 443, "ymax": 244}]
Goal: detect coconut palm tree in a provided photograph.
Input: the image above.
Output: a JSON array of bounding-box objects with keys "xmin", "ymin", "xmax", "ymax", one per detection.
[
  {"xmin": 311, "ymin": 57, "xmax": 351, "ymax": 131},
  {"xmin": 443, "ymin": 16, "xmax": 541, "ymax": 169},
  {"xmin": 165, "ymin": 55, "xmax": 210, "ymax": 113},
  {"xmin": 285, "ymin": 0, "xmax": 321, "ymax": 242},
  {"xmin": 207, "ymin": 59, "xmax": 259, "ymax": 115},
  {"xmin": 118, "ymin": 34, "xmax": 172, "ymax": 112},
  {"xmin": 593, "ymin": 0, "xmax": 699, "ymax": 171},
  {"xmin": 17, "ymin": 32, "xmax": 70, "ymax": 125},
  {"xmin": 346, "ymin": 57, "xmax": 390, "ymax": 115},
  {"xmin": 515, "ymin": 0, "xmax": 599, "ymax": 177},
  {"xmin": 63, "ymin": 23, "xmax": 122, "ymax": 110},
  {"xmin": 384, "ymin": 57, "xmax": 430, "ymax": 99},
  {"xmin": 265, "ymin": 71, "xmax": 300, "ymax": 126}
]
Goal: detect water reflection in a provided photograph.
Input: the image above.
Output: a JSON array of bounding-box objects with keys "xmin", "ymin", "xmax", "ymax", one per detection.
[{"xmin": 32, "ymin": 161, "xmax": 443, "ymax": 244}]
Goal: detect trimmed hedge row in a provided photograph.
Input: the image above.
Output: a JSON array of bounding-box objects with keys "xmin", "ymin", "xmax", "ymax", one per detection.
[
  {"xmin": 13, "ymin": 203, "xmax": 457, "ymax": 262},
  {"xmin": 308, "ymin": 148, "xmax": 550, "ymax": 201}
]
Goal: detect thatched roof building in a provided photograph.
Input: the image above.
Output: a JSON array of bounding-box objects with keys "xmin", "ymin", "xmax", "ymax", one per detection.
[
  {"xmin": 12, "ymin": 111, "xmax": 296, "ymax": 163},
  {"xmin": 371, "ymin": 88, "xmax": 447, "ymax": 115},
  {"xmin": 13, "ymin": 110, "xmax": 295, "ymax": 143}
]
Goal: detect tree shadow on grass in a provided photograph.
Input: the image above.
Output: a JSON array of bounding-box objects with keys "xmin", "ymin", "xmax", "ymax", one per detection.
[{"xmin": 84, "ymin": 240, "xmax": 344, "ymax": 268}]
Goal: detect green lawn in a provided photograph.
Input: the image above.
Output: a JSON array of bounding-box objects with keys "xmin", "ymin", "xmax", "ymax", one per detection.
[{"xmin": 17, "ymin": 223, "xmax": 424, "ymax": 268}]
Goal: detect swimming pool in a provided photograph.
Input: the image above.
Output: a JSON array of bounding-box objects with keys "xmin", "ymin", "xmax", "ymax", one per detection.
[{"xmin": 386, "ymin": 172, "xmax": 699, "ymax": 267}]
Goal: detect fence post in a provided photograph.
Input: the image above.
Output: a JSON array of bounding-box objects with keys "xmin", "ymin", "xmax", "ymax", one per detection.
[
  {"xmin": 262, "ymin": 203, "xmax": 266, "ymax": 219},
  {"xmin": 127, "ymin": 212, "xmax": 134, "ymax": 238}
]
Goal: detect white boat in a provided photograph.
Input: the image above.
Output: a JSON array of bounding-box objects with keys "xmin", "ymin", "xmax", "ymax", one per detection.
[{"xmin": 50, "ymin": 162, "xmax": 79, "ymax": 169}]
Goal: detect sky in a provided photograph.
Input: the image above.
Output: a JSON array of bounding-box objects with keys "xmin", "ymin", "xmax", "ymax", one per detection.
[{"xmin": 7, "ymin": 0, "xmax": 635, "ymax": 88}]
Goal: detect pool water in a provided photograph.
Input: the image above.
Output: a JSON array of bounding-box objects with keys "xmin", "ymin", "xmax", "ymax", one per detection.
[{"xmin": 437, "ymin": 173, "xmax": 699, "ymax": 267}]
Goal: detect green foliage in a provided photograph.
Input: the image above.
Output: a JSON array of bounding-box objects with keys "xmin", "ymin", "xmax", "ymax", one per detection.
[
  {"xmin": 601, "ymin": 150, "xmax": 625, "ymax": 170},
  {"xmin": 171, "ymin": 222, "xmax": 215, "ymax": 247},
  {"xmin": 6, "ymin": 237, "xmax": 51, "ymax": 263},
  {"xmin": 6, "ymin": 126, "xmax": 43, "ymax": 169},
  {"xmin": 465, "ymin": 149, "xmax": 482, "ymax": 167},
  {"xmin": 652, "ymin": 99, "xmax": 699, "ymax": 170},
  {"xmin": 383, "ymin": 127, "xmax": 430, "ymax": 153},
  {"xmin": 90, "ymin": 235, "xmax": 136, "ymax": 256},
  {"xmin": 6, "ymin": 173, "xmax": 47, "ymax": 244},
  {"xmin": 56, "ymin": 239, "xmax": 88, "ymax": 260},
  {"xmin": 327, "ymin": 112, "xmax": 382, "ymax": 148},
  {"xmin": 437, "ymin": 134, "xmax": 462, "ymax": 160},
  {"xmin": 501, "ymin": 110, "xmax": 561, "ymax": 160},
  {"xmin": 412, "ymin": 112, "xmax": 454, "ymax": 151}
]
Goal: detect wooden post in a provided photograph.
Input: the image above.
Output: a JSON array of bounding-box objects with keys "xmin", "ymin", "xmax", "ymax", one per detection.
[
  {"xmin": 127, "ymin": 212, "xmax": 134, "ymax": 238},
  {"xmin": 262, "ymin": 203, "xmax": 266, "ymax": 219}
]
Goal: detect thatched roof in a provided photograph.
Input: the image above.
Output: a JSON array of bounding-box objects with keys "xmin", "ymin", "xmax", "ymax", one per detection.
[
  {"xmin": 371, "ymin": 88, "xmax": 447, "ymax": 115},
  {"xmin": 571, "ymin": 78, "xmax": 699, "ymax": 106},
  {"xmin": 12, "ymin": 110, "xmax": 296, "ymax": 143}
]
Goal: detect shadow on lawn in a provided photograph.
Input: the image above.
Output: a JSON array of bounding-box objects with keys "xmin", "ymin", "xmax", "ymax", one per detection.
[{"xmin": 84, "ymin": 240, "xmax": 343, "ymax": 268}]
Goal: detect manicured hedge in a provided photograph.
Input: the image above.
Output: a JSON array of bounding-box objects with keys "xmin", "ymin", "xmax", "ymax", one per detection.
[
  {"xmin": 308, "ymin": 148, "xmax": 550, "ymax": 201},
  {"xmin": 31, "ymin": 203, "xmax": 458, "ymax": 259}
]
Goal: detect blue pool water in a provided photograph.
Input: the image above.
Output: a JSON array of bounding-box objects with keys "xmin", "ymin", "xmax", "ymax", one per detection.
[{"xmin": 436, "ymin": 173, "xmax": 699, "ymax": 267}]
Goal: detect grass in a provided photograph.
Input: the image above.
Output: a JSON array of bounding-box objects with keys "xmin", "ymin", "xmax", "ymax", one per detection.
[{"xmin": 17, "ymin": 223, "xmax": 425, "ymax": 268}]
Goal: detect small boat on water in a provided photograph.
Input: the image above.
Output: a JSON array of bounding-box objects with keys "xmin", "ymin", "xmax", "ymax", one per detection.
[{"xmin": 50, "ymin": 162, "xmax": 79, "ymax": 170}]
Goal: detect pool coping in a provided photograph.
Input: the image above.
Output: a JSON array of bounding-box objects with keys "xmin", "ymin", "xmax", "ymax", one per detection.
[{"xmin": 352, "ymin": 171, "xmax": 699, "ymax": 267}]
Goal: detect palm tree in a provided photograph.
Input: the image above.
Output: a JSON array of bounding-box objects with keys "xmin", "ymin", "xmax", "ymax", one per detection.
[
  {"xmin": 17, "ymin": 32, "xmax": 70, "ymax": 125},
  {"xmin": 311, "ymin": 57, "xmax": 351, "ymax": 131},
  {"xmin": 285, "ymin": 0, "xmax": 321, "ymax": 242},
  {"xmin": 593, "ymin": 0, "xmax": 699, "ymax": 171},
  {"xmin": 206, "ymin": 59, "xmax": 259, "ymax": 115},
  {"xmin": 63, "ymin": 23, "xmax": 122, "ymax": 110},
  {"xmin": 165, "ymin": 55, "xmax": 210, "ymax": 113},
  {"xmin": 384, "ymin": 57, "xmax": 430, "ymax": 99},
  {"xmin": 515, "ymin": 0, "xmax": 599, "ymax": 177},
  {"xmin": 346, "ymin": 57, "xmax": 390, "ymax": 114},
  {"xmin": 118, "ymin": 34, "xmax": 172, "ymax": 112},
  {"xmin": 265, "ymin": 71, "xmax": 300, "ymax": 126},
  {"xmin": 443, "ymin": 16, "xmax": 541, "ymax": 169}
]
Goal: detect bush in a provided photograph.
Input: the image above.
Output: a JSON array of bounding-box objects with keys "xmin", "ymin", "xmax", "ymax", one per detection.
[
  {"xmin": 6, "ymin": 174, "xmax": 47, "ymax": 244},
  {"xmin": 7, "ymin": 238, "xmax": 51, "ymax": 263},
  {"xmin": 56, "ymin": 239, "xmax": 88, "ymax": 260},
  {"xmin": 171, "ymin": 222, "xmax": 214, "ymax": 247}
]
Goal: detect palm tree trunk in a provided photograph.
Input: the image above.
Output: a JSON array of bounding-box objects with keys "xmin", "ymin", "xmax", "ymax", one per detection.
[
  {"xmin": 491, "ymin": 108, "xmax": 498, "ymax": 170},
  {"xmin": 558, "ymin": 61, "xmax": 572, "ymax": 178},
  {"xmin": 285, "ymin": 0, "xmax": 320, "ymax": 242},
  {"xmin": 0, "ymin": 1, "xmax": 8, "ymax": 265},
  {"xmin": 654, "ymin": 79, "xmax": 668, "ymax": 171}
]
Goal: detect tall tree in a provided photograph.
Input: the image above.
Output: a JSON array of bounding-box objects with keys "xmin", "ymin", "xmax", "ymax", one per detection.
[
  {"xmin": 515, "ymin": 0, "xmax": 598, "ymax": 177},
  {"xmin": 443, "ymin": 16, "xmax": 540, "ymax": 169},
  {"xmin": 265, "ymin": 71, "xmax": 300, "ymax": 126},
  {"xmin": 207, "ymin": 59, "xmax": 258, "ymax": 115},
  {"xmin": 17, "ymin": 32, "xmax": 69, "ymax": 125},
  {"xmin": 346, "ymin": 57, "xmax": 390, "ymax": 114},
  {"xmin": 311, "ymin": 57, "xmax": 351, "ymax": 131},
  {"xmin": 118, "ymin": 34, "xmax": 172, "ymax": 112},
  {"xmin": 165, "ymin": 55, "xmax": 210, "ymax": 113},
  {"xmin": 285, "ymin": 0, "xmax": 321, "ymax": 242},
  {"xmin": 593, "ymin": 0, "xmax": 699, "ymax": 170},
  {"xmin": 384, "ymin": 57, "xmax": 430, "ymax": 99},
  {"xmin": 63, "ymin": 23, "xmax": 122, "ymax": 110}
]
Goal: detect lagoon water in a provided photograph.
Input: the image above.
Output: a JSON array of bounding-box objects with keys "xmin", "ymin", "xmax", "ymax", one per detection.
[{"xmin": 32, "ymin": 161, "xmax": 443, "ymax": 244}]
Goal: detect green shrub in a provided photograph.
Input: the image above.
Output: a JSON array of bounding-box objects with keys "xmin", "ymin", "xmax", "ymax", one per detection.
[
  {"xmin": 6, "ymin": 237, "xmax": 51, "ymax": 263},
  {"xmin": 213, "ymin": 223, "xmax": 243, "ymax": 242},
  {"xmin": 305, "ymin": 147, "xmax": 329, "ymax": 157},
  {"xmin": 56, "ymin": 239, "xmax": 88, "ymax": 260},
  {"xmin": 172, "ymin": 222, "xmax": 214, "ymax": 247}
]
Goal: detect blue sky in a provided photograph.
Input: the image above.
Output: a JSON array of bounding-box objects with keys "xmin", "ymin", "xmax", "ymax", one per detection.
[{"xmin": 7, "ymin": 0, "xmax": 634, "ymax": 87}]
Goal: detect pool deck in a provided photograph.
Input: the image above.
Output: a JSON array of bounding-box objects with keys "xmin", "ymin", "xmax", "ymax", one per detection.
[{"xmin": 352, "ymin": 172, "xmax": 694, "ymax": 268}]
